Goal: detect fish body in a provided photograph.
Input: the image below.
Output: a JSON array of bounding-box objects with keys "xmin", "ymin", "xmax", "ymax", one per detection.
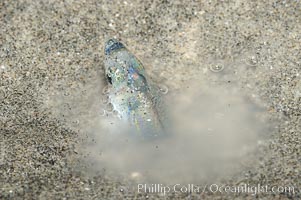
[{"xmin": 104, "ymin": 39, "xmax": 164, "ymax": 138}]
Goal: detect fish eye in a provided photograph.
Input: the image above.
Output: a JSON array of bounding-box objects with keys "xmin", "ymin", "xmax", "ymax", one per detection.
[{"xmin": 106, "ymin": 75, "xmax": 112, "ymax": 84}]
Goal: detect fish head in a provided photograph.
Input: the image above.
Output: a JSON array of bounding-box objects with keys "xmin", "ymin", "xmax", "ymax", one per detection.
[
  {"xmin": 105, "ymin": 38, "xmax": 125, "ymax": 56},
  {"xmin": 103, "ymin": 39, "xmax": 165, "ymax": 138},
  {"xmin": 104, "ymin": 39, "xmax": 148, "ymax": 91}
]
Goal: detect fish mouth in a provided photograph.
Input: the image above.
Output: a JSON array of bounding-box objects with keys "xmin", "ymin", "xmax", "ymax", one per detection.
[{"xmin": 105, "ymin": 39, "xmax": 125, "ymax": 55}]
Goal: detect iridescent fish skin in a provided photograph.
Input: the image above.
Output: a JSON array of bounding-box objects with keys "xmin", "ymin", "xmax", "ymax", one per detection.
[{"xmin": 104, "ymin": 39, "xmax": 164, "ymax": 138}]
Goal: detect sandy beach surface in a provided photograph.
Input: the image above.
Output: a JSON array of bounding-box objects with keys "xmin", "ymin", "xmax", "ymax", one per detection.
[{"xmin": 0, "ymin": 0, "xmax": 300, "ymax": 199}]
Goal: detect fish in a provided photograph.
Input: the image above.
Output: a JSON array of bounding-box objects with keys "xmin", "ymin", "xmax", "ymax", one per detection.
[{"xmin": 103, "ymin": 39, "xmax": 165, "ymax": 138}]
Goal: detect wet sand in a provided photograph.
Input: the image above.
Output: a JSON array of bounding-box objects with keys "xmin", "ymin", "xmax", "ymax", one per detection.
[{"xmin": 0, "ymin": 0, "xmax": 300, "ymax": 199}]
